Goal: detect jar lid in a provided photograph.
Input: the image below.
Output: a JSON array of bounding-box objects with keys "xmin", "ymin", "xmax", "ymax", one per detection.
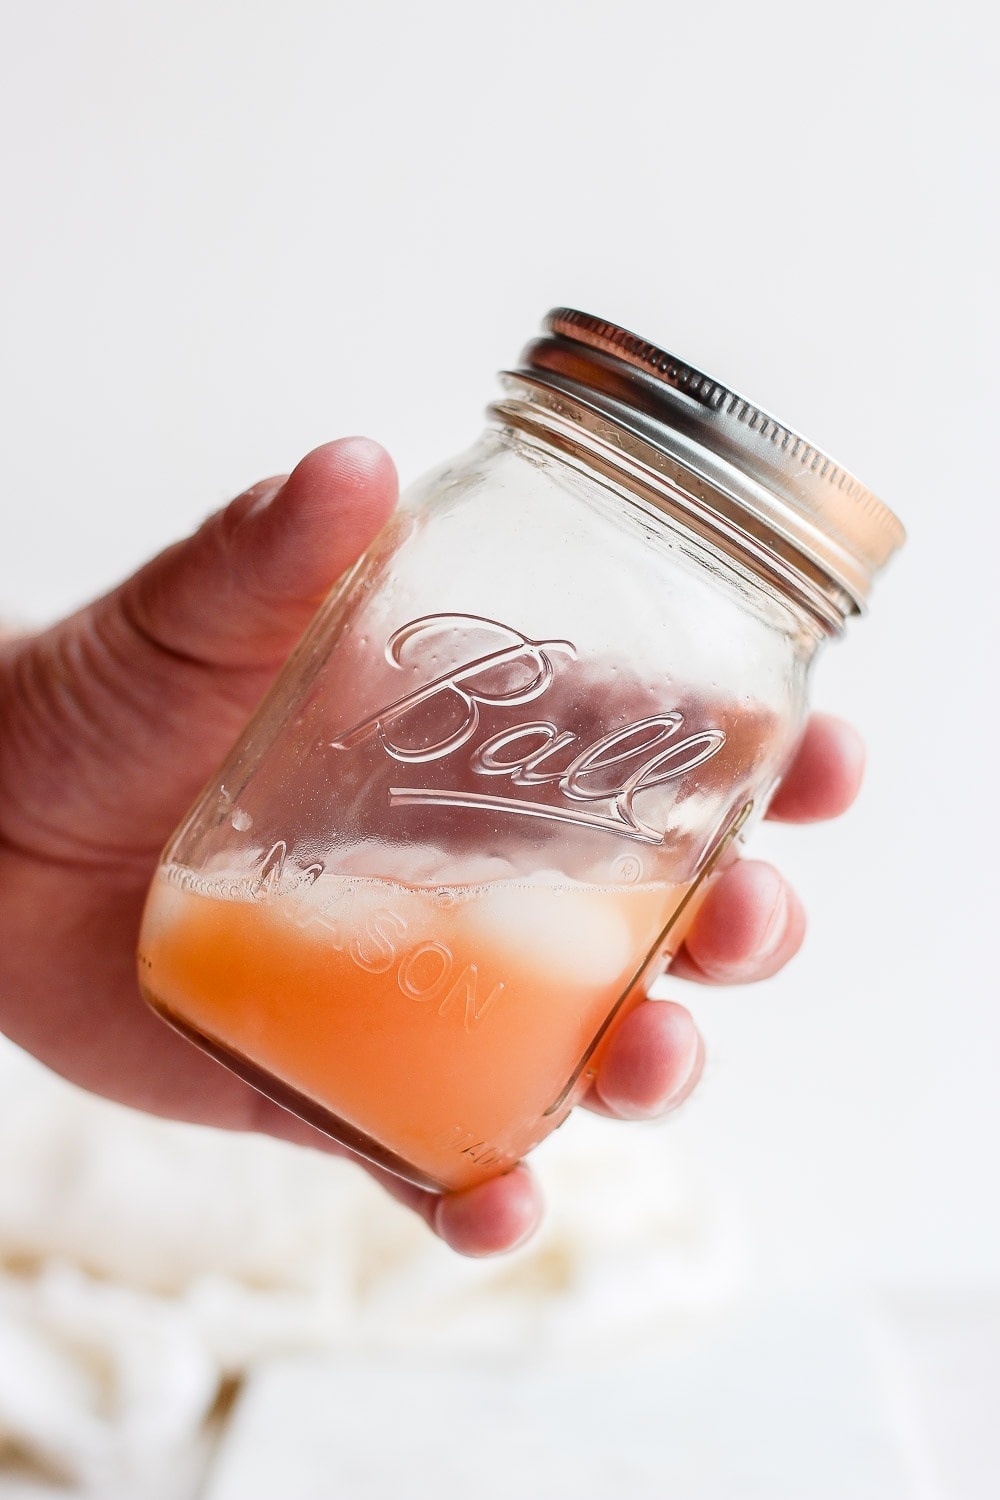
[{"xmin": 503, "ymin": 308, "xmax": 905, "ymax": 622}]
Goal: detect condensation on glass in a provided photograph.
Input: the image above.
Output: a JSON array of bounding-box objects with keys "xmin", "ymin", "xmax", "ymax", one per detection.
[{"xmin": 137, "ymin": 310, "xmax": 906, "ymax": 1192}]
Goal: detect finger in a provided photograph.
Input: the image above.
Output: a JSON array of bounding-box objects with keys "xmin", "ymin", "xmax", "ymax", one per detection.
[
  {"xmin": 670, "ymin": 858, "xmax": 806, "ymax": 984},
  {"xmin": 586, "ymin": 999, "xmax": 703, "ymax": 1119},
  {"xmin": 765, "ymin": 713, "xmax": 865, "ymax": 823},
  {"xmin": 251, "ymin": 1098, "xmax": 542, "ymax": 1257},
  {"xmin": 1, "ymin": 440, "xmax": 399, "ymax": 863},
  {"xmin": 117, "ymin": 436, "xmax": 398, "ymax": 672},
  {"xmin": 431, "ymin": 1167, "xmax": 543, "ymax": 1256}
]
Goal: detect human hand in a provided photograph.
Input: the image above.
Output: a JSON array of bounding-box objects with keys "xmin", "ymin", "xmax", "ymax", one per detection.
[{"xmin": 0, "ymin": 440, "xmax": 864, "ymax": 1255}]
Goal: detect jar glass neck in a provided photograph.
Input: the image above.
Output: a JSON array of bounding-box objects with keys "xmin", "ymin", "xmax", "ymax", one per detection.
[
  {"xmin": 482, "ymin": 417, "xmax": 828, "ymax": 670},
  {"xmin": 490, "ymin": 379, "xmax": 853, "ymax": 639}
]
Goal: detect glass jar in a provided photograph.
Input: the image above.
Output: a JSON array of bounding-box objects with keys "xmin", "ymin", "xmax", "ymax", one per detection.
[{"xmin": 137, "ymin": 309, "xmax": 905, "ymax": 1192}]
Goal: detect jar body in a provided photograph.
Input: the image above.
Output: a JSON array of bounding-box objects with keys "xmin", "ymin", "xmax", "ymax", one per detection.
[{"xmin": 138, "ymin": 423, "xmax": 819, "ymax": 1191}]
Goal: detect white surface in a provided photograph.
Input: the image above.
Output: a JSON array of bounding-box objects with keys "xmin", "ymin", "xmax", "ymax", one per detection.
[
  {"xmin": 878, "ymin": 1299, "xmax": 1000, "ymax": 1500},
  {"xmin": 203, "ymin": 1294, "xmax": 1000, "ymax": 1500},
  {"xmin": 204, "ymin": 1305, "xmax": 914, "ymax": 1500},
  {"xmin": 199, "ymin": 1299, "xmax": 1000, "ymax": 1500}
]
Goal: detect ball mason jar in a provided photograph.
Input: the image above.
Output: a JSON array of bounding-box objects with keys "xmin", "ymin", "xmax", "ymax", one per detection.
[{"xmin": 137, "ymin": 309, "xmax": 905, "ymax": 1192}]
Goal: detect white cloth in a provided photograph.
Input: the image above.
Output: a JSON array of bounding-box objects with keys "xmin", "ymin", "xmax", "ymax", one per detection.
[{"xmin": 0, "ymin": 1037, "xmax": 742, "ymax": 1491}]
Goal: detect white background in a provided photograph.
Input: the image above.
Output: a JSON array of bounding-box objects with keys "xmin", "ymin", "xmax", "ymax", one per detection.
[{"xmin": 0, "ymin": 0, "xmax": 996, "ymax": 1305}]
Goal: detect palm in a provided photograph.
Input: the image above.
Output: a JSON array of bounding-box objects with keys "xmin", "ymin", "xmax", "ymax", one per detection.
[{"xmin": 0, "ymin": 440, "xmax": 864, "ymax": 1255}]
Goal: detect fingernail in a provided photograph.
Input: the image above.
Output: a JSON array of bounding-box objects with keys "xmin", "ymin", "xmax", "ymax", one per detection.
[
  {"xmin": 755, "ymin": 874, "xmax": 789, "ymax": 964},
  {"xmin": 614, "ymin": 1019, "xmax": 704, "ymax": 1121},
  {"xmin": 653, "ymin": 1025, "xmax": 704, "ymax": 1116},
  {"xmin": 703, "ymin": 864, "xmax": 788, "ymax": 980},
  {"xmin": 244, "ymin": 477, "xmax": 286, "ymax": 518}
]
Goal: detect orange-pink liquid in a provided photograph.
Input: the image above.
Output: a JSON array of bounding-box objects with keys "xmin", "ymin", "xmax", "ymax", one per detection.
[{"xmin": 139, "ymin": 867, "xmax": 691, "ymax": 1190}]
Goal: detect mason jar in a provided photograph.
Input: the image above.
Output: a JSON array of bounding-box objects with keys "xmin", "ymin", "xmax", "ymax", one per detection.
[{"xmin": 137, "ymin": 309, "xmax": 905, "ymax": 1192}]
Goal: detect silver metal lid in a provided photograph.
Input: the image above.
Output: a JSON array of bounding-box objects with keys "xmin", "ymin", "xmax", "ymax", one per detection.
[{"xmin": 499, "ymin": 308, "xmax": 905, "ymax": 626}]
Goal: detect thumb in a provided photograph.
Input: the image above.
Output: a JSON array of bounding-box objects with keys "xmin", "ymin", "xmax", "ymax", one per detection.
[
  {"xmin": 120, "ymin": 436, "xmax": 398, "ymax": 671},
  {"xmin": 0, "ymin": 438, "xmax": 398, "ymax": 864}
]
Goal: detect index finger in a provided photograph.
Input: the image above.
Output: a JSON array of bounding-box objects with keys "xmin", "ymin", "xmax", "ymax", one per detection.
[{"xmin": 765, "ymin": 713, "xmax": 865, "ymax": 823}]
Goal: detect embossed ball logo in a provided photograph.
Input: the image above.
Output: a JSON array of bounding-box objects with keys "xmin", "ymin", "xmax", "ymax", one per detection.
[{"xmin": 332, "ymin": 614, "xmax": 725, "ymax": 845}]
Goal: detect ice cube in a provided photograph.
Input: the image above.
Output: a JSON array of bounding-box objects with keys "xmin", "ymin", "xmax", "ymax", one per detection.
[{"xmin": 465, "ymin": 884, "xmax": 634, "ymax": 989}]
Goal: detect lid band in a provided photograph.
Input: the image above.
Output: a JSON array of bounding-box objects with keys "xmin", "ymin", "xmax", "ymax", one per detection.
[{"xmin": 505, "ymin": 309, "xmax": 905, "ymax": 621}]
